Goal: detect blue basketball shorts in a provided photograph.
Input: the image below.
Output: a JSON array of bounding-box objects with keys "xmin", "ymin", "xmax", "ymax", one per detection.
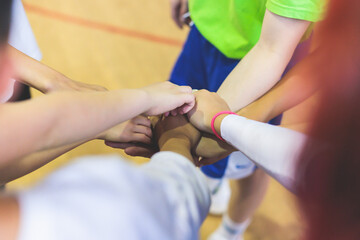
[{"xmin": 169, "ymin": 26, "xmax": 282, "ymax": 179}]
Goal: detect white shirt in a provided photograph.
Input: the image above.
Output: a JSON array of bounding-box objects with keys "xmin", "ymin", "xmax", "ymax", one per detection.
[
  {"xmin": 1, "ymin": 0, "xmax": 42, "ymax": 103},
  {"xmin": 17, "ymin": 153, "xmax": 210, "ymax": 240},
  {"xmin": 221, "ymin": 114, "xmax": 308, "ymax": 191},
  {"xmin": 9, "ymin": 0, "xmax": 42, "ymax": 60}
]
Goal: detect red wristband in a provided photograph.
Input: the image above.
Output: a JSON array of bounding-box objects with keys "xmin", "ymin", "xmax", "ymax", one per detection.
[{"xmin": 211, "ymin": 111, "xmax": 237, "ymax": 142}]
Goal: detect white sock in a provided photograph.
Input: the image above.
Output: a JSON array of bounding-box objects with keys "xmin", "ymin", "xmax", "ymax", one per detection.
[
  {"xmin": 204, "ymin": 175, "xmax": 222, "ymax": 194},
  {"xmin": 209, "ymin": 215, "xmax": 250, "ymax": 240}
]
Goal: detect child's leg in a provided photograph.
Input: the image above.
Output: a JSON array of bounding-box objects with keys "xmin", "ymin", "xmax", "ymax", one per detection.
[
  {"xmin": 209, "ymin": 170, "xmax": 268, "ymax": 240},
  {"xmin": 171, "ymin": 26, "xmax": 268, "ymax": 239},
  {"xmin": 210, "ymin": 34, "xmax": 312, "ymax": 240},
  {"xmin": 229, "ymin": 170, "xmax": 269, "ymax": 223}
]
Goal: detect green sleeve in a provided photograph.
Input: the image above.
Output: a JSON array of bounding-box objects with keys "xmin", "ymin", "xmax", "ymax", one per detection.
[{"xmin": 266, "ymin": 0, "xmax": 326, "ymax": 22}]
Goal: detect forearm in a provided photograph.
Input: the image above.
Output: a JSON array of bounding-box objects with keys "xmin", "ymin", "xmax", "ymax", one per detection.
[
  {"xmin": 237, "ymin": 50, "xmax": 322, "ymax": 122},
  {"xmin": 0, "ymin": 196, "xmax": 18, "ymax": 240},
  {"xmin": 217, "ymin": 10, "xmax": 310, "ymax": 112},
  {"xmin": 159, "ymin": 137, "xmax": 193, "ymax": 162},
  {"xmin": 0, "ymin": 141, "xmax": 85, "ymax": 184},
  {"xmin": 217, "ymin": 43, "xmax": 291, "ymax": 111},
  {"xmin": 9, "ymin": 46, "xmax": 68, "ymax": 93},
  {"xmin": 0, "ymin": 89, "xmax": 149, "ymax": 164},
  {"xmin": 218, "ymin": 114, "xmax": 308, "ymax": 191}
]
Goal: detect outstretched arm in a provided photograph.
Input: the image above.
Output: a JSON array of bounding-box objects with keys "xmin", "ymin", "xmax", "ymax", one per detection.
[
  {"xmin": 0, "ymin": 82, "xmax": 194, "ymax": 165},
  {"xmin": 194, "ymin": 41, "xmax": 324, "ymax": 162},
  {"xmin": 0, "ymin": 115, "xmax": 153, "ymax": 184},
  {"xmin": 237, "ymin": 46, "xmax": 323, "ymax": 122},
  {"xmin": 0, "ymin": 116, "xmax": 209, "ymax": 240},
  {"xmin": 188, "ymin": 90, "xmax": 308, "ymax": 191},
  {"xmin": 9, "ymin": 46, "xmax": 107, "ymax": 93},
  {"xmin": 0, "ymin": 142, "xmax": 84, "ymax": 184},
  {"xmin": 217, "ymin": 10, "xmax": 310, "ymax": 111}
]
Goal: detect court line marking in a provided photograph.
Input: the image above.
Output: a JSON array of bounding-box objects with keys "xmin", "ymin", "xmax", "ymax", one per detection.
[{"xmin": 23, "ymin": 2, "xmax": 184, "ymax": 47}]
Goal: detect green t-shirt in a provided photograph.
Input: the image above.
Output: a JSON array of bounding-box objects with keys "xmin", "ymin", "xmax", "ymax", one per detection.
[{"xmin": 189, "ymin": 0, "xmax": 325, "ymax": 59}]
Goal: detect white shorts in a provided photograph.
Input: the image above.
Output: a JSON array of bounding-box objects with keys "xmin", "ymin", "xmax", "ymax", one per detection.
[{"xmin": 223, "ymin": 151, "xmax": 257, "ymax": 179}]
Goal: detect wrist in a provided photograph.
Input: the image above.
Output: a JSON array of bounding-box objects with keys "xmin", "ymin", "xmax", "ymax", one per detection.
[
  {"xmin": 140, "ymin": 89, "xmax": 156, "ymax": 115},
  {"xmin": 237, "ymin": 102, "xmax": 272, "ymax": 122},
  {"xmin": 160, "ymin": 137, "xmax": 193, "ymax": 161},
  {"xmin": 211, "ymin": 111, "xmax": 237, "ymax": 141},
  {"xmin": 214, "ymin": 114, "xmax": 229, "ymax": 137},
  {"xmin": 159, "ymin": 135, "xmax": 191, "ymax": 150}
]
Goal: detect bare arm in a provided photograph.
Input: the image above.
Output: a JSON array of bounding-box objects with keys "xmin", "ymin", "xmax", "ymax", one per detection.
[
  {"xmin": 9, "ymin": 46, "xmax": 107, "ymax": 93},
  {"xmin": 0, "ymin": 115, "xmax": 153, "ymax": 184},
  {"xmin": 237, "ymin": 48, "xmax": 323, "ymax": 123},
  {"xmin": 0, "ymin": 196, "xmax": 18, "ymax": 240},
  {"xmin": 0, "ymin": 82, "xmax": 194, "ymax": 165},
  {"xmin": 0, "ymin": 142, "xmax": 85, "ymax": 185},
  {"xmin": 217, "ymin": 10, "xmax": 310, "ymax": 111},
  {"xmin": 192, "ymin": 44, "xmax": 323, "ymax": 162}
]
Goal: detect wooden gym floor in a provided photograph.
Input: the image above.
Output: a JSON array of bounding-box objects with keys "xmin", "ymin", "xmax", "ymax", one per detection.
[{"xmin": 8, "ymin": 1, "xmax": 302, "ymax": 239}]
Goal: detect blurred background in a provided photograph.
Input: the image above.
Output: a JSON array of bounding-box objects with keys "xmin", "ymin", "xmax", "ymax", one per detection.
[{"xmin": 8, "ymin": 1, "xmax": 301, "ymax": 239}]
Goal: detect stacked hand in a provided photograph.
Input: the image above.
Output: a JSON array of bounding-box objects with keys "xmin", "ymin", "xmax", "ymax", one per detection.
[
  {"xmin": 170, "ymin": 0, "xmax": 191, "ymax": 29},
  {"xmin": 188, "ymin": 90, "xmax": 236, "ymax": 165},
  {"xmin": 106, "ymin": 89, "xmax": 237, "ymax": 166},
  {"xmin": 141, "ymin": 81, "xmax": 195, "ymax": 116},
  {"xmin": 187, "ymin": 90, "xmax": 232, "ymax": 132},
  {"xmin": 103, "ymin": 82, "xmax": 195, "ymax": 157}
]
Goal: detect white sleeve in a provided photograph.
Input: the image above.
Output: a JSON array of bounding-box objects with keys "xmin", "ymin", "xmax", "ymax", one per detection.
[
  {"xmin": 17, "ymin": 154, "xmax": 210, "ymax": 240},
  {"xmin": 9, "ymin": 0, "xmax": 42, "ymax": 60},
  {"xmin": 221, "ymin": 115, "xmax": 308, "ymax": 191},
  {"xmin": 141, "ymin": 151, "xmax": 211, "ymax": 239}
]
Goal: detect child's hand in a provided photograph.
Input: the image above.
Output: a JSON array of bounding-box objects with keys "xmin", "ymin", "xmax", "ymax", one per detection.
[
  {"xmin": 98, "ymin": 115, "xmax": 152, "ymax": 144},
  {"xmin": 141, "ymin": 82, "xmax": 195, "ymax": 116},
  {"xmin": 187, "ymin": 90, "xmax": 231, "ymax": 133},
  {"xmin": 105, "ymin": 141, "xmax": 157, "ymax": 158},
  {"xmin": 194, "ymin": 133, "xmax": 236, "ymax": 166},
  {"xmin": 155, "ymin": 115, "xmax": 201, "ymax": 165},
  {"xmin": 155, "ymin": 115, "xmax": 201, "ymax": 150},
  {"xmin": 170, "ymin": 0, "xmax": 189, "ymax": 29},
  {"xmin": 105, "ymin": 116, "xmax": 160, "ymax": 158}
]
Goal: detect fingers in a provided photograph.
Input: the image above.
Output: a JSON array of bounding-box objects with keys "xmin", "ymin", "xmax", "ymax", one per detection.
[
  {"xmin": 178, "ymin": 85, "xmax": 192, "ymax": 94},
  {"xmin": 104, "ymin": 128, "xmax": 152, "ymax": 147},
  {"xmin": 132, "ymin": 115, "xmax": 151, "ymax": 127},
  {"xmin": 180, "ymin": 0, "xmax": 189, "ymax": 23},
  {"xmin": 133, "ymin": 125, "xmax": 153, "ymax": 139},
  {"xmin": 131, "ymin": 133, "xmax": 152, "ymax": 145},
  {"xmin": 163, "ymin": 94, "xmax": 195, "ymax": 116},
  {"xmin": 170, "ymin": 0, "xmax": 188, "ymax": 29},
  {"xmin": 170, "ymin": 85, "xmax": 194, "ymax": 114},
  {"xmin": 170, "ymin": 109, "xmax": 178, "ymax": 116},
  {"xmin": 170, "ymin": 0, "xmax": 182, "ymax": 28},
  {"xmin": 105, "ymin": 141, "xmax": 156, "ymax": 158},
  {"xmin": 125, "ymin": 146, "xmax": 156, "ymax": 158},
  {"xmin": 105, "ymin": 141, "xmax": 133, "ymax": 149},
  {"xmin": 178, "ymin": 92, "xmax": 196, "ymax": 113},
  {"xmin": 179, "ymin": 100, "xmax": 195, "ymax": 114}
]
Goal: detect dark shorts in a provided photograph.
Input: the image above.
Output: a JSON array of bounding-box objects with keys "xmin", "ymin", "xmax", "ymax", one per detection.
[{"xmin": 169, "ymin": 26, "xmax": 286, "ymax": 178}]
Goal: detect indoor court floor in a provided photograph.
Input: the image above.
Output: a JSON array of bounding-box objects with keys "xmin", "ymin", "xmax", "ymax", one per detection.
[{"xmin": 8, "ymin": 1, "xmax": 302, "ymax": 239}]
